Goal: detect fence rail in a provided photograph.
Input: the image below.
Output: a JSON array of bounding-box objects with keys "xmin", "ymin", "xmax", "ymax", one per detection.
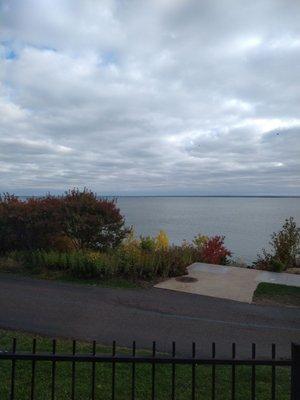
[
  {"xmin": 0, "ymin": 353, "xmax": 293, "ymax": 366},
  {"xmin": 0, "ymin": 339, "xmax": 299, "ymax": 400}
]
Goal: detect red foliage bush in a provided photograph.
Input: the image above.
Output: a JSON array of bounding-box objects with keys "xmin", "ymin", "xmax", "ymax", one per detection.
[
  {"xmin": 62, "ymin": 189, "xmax": 130, "ymax": 250},
  {"xmin": 0, "ymin": 189, "xmax": 129, "ymax": 253},
  {"xmin": 201, "ymin": 235, "xmax": 232, "ymax": 265},
  {"xmin": 0, "ymin": 194, "xmax": 63, "ymax": 251}
]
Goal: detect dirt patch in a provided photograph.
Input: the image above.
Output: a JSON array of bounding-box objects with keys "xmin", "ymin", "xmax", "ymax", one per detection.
[{"xmin": 175, "ymin": 276, "xmax": 198, "ymax": 283}]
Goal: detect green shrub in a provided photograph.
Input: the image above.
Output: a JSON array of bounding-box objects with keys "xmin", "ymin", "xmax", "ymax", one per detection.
[
  {"xmin": 7, "ymin": 244, "xmax": 199, "ymax": 281},
  {"xmin": 192, "ymin": 234, "xmax": 209, "ymax": 249},
  {"xmin": 13, "ymin": 250, "xmax": 69, "ymax": 272},
  {"xmin": 139, "ymin": 236, "xmax": 156, "ymax": 251},
  {"xmin": 0, "ymin": 255, "xmax": 22, "ymax": 273},
  {"xmin": 69, "ymin": 254, "xmax": 98, "ymax": 279},
  {"xmin": 270, "ymin": 259, "xmax": 285, "ymax": 273},
  {"xmin": 115, "ymin": 244, "xmax": 198, "ymax": 279},
  {"xmin": 255, "ymin": 217, "xmax": 300, "ymax": 271}
]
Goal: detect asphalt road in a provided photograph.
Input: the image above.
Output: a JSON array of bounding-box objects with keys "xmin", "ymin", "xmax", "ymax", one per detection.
[{"xmin": 0, "ymin": 273, "xmax": 299, "ymax": 358}]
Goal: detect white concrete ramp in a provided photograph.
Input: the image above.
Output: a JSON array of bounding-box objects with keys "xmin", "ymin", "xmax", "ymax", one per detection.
[{"xmin": 155, "ymin": 263, "xmax": 300, "ymax": 303}]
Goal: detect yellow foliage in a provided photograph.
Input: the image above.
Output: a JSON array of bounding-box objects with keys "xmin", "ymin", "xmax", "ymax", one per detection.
[
  {"xmin": 155, "ymin": 230, "xmax": 169, "ymax": 250},
  {"xmin": 87, "ymin": 251, "xmax": 102, "ymax": 262},
  {"xmin": 193, "ymin": 234, "xmax": 209, "ymax": 249},
  {"xmin": 122, "ymin": 229, "xmax": 140, "ymax": 251}
]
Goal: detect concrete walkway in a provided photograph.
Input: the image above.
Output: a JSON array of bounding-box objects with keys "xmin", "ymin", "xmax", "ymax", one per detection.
[{"xmin": 155, "ymin": 263, "xmax": 300, "ymax": 303}]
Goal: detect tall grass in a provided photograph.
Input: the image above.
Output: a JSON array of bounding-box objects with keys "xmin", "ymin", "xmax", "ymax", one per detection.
[{"xmin": 7, "ymin": 245, "xmax": 199, "ymax": 281}]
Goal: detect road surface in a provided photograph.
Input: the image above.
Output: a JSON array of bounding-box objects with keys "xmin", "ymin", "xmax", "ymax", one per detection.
[{"xmin": 0, "ymin": 273, "xmax": 299, "ymax": 358}]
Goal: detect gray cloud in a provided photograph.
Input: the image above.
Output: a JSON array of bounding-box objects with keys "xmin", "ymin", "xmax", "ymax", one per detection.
[{"xmin": 0, "ymin": 0, "xmax": 300, "ymax": 195}]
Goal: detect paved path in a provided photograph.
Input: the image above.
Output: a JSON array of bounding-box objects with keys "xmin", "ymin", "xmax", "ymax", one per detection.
[
  {"xmin": 155, "ymin": 263, "xmax": 300, "ymax": 303},
  {"xmin": 0, "ymin": 273, "xmax": 299, "ymax": 358}
]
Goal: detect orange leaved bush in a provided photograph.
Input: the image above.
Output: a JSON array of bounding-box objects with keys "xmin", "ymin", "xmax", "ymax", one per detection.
[
  {"xmin": 201, "ymin": 235, "xmax": 232, "ymax": 265},
  {"xmin": 0, "ymin": 189, "xmax": 130, "ymax": 253}
]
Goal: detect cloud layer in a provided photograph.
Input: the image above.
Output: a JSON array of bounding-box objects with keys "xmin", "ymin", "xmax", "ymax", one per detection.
[{"xmin": 1, "ymin": 0, "xmax": 300, "ymax": 195}]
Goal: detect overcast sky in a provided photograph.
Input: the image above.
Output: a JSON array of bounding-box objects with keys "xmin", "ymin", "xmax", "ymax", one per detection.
[{"xmin": 0, "ymin": 0, "xmax": 300, "ymax": 196}]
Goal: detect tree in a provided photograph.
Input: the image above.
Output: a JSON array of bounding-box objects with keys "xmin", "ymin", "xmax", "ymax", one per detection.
[
  {"xmin": 255, "ymin": 217, "xmax": 300, "ymax": 271},
  {"xmin": 0, "ymin": 189, "xmax": 130, "ymax": 253},
  {"xmin": 62, "ymin": 188, "xmax": 130, "ymax": 250}
]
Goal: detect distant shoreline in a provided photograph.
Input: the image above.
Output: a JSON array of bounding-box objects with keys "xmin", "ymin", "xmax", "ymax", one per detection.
[{"xmin": 15, "ymin": 195, "xmax": 300, "ymax": 199}]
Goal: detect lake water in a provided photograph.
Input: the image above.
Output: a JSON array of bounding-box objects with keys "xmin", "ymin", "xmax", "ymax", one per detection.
[{"xmin": 115, "ymin": 197, "xmax": 300, "ymax": 264}]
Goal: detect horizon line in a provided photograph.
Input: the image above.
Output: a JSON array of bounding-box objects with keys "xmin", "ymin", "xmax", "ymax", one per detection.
[{"xmin": 13, "ymin": 194, "xmax": 300, "ymax": 198}]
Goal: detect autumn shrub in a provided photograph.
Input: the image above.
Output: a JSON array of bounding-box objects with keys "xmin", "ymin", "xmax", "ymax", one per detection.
[
  {"xmin": 2, "ymin": 221, "xmax": 234, "ymax": 281},
  {"xmin": 201, "ymin": 236, "xmax": 232, "ymax": 265},
  {"xmin": 118, "ymin": 244, "xmax": 198, "ymax": 279},
  {"xmin": 8, "ymin": 242, "xmax": 199, "ymax": 281},
  {"xmin": 62, "ymin": 189, "xmax": 130, "ymax": 250},
  {"xmin": 155, "ymin": 230, "xmax": 169, "ymax": 250},
  {"xmin": 0, "ymin": 189, "xmax": 129, "ymax": 253},
  {"xmin": 255, "ymin": 217, "xmax": 300, "ymax": 271},
  {"xmin": 49, "ymin": 235, "xmax": 77, "ymax": 252},
  {"xmin": 116, "ymin": 229, "xmax": 200, "ymax": 278},
  {"xmin": 0, "ymin": 194, "xmax": 63, "ymax": 252}
]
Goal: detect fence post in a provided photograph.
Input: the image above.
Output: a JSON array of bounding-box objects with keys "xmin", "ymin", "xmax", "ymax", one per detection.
[{"xmin": 291, "ymin": 343, "xmax": 300, "ymax": 400}]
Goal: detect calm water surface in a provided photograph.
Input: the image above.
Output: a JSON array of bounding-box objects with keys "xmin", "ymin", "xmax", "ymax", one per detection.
[{"xmin": 116, "ymin": 197, "xmax": 300, "ymax": 264}]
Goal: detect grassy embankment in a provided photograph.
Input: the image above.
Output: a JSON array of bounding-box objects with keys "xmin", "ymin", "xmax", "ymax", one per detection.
[
  {"xmin": 0, "ymin": 257, "xmax": 152, "ymax": 289},
  {"xmin": 0, "ymin": 329, "xmax": 291, "ymax": 400},
  {"xmin": 0, "ymin": 268, "xmax": 143, "ymax": 289},
  {"xmin": 253, "ymin": 283, "xmax": 300, "ymax": 307}
]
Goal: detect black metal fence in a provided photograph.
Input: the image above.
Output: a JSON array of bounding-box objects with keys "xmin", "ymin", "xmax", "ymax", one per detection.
[{"xmin": 0, "ymin": 339, "xmax": 299, "ymax": 400}]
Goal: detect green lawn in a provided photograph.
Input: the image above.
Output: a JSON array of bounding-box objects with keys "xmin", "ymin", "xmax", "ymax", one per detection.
[
  {"xmin": 0, "ymin": 329, "xmax": 291, "ymax": 399},
  {"xmin": 253, "ymin": 283, "xmax": 300, "ymax": 307}
]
